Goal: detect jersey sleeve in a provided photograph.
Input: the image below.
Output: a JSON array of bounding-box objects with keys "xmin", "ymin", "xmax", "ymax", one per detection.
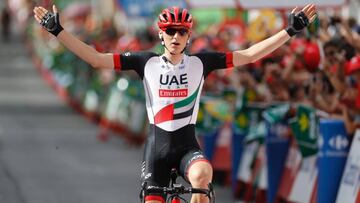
[
  {"xmin": 113, "ymin": 51, "xmax": 158, "ymax": 79},
  {"xmin": 193, "ymin": 52, "xmax": 234, "ymax": 78}
]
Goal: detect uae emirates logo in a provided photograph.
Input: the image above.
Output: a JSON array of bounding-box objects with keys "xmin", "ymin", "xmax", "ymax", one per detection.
[
  {"xmin": 159, "ymin": 73, "xmax": 188, "ymax": 97},
  {"xmin": 159, "ymin": 89, "xmax": 188, "ymax": 97}
]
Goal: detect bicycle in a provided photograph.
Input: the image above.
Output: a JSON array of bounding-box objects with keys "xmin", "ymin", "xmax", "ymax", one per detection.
[{"xmin": 139, "ymin": 168, "xmax": 215, "ymax": 203}]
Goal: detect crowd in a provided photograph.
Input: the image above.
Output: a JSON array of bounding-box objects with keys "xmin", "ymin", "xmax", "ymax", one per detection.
[
  {"xmin": 189, "ymin": 11, "xmax": 360, "ymax": 137},
  {"xmin": 28, "ymin": 4, "xmax": 360, "ymax": 138}
]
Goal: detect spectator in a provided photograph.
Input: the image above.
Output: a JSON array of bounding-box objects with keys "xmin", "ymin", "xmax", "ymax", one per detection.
[{"xmin": 1, "ymin": 2, "xmax": 10, "ymax": 42}]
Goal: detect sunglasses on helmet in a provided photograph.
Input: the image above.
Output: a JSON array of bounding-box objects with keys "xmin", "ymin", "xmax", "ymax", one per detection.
[{"xmin": 165, "ymin": 28, "xmax": 189, "ymax": 36}]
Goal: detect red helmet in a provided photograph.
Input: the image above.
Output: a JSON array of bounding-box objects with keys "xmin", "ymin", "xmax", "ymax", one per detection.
[
  {"xmin": 303, "ymin": 42, "xmax": 320, "ymax": 72},
  {"xmin": 157, "ymin": 7, "xmax": 193, "ymax": 30}
]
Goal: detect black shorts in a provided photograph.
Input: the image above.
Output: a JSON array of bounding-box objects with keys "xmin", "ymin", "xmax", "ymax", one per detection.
[{"xmin": 141, "ymin": 124, "xmax": 209, "ymax": 199}]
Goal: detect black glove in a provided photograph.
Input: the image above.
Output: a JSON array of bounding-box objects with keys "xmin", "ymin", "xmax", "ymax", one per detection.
[
  {"xmin": 286, "ymin": 11, "xmax": 310, "ymax": 37},
  {"xmin": 40, "ymin": 12, "xmax": 63, "ymax": 36}
]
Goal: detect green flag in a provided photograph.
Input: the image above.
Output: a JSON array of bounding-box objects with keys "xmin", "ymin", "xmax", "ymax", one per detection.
[
  {"xmin": 196, "ymin": 97, "xmax": 223, "ymax": 134},
  {"xmin": 233, "ymin": 107, "xmax": 250, "ymax": 135},
  {"xmin": 234, "ymin": 104, "xmax": 264, "ymax": 136},
  {"xmin": 290, "ymin": 105, "xmax": 318, "ymax": 158},
  {"xmin": 245, "ymin": 121, "xmax": 266, "ymax": 144},
  {"xmin": 262, "ymin": 104, "xmax": 290, "ymax": 124}
]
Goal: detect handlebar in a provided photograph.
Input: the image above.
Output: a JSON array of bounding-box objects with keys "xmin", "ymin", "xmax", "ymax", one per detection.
[
  {"xmin": 140, "ymin": 169, "xmax": 215, "ymax": 202},
  {"xmin": 145, "ymin": 184, "xmax": 211, "ymax": 195}
]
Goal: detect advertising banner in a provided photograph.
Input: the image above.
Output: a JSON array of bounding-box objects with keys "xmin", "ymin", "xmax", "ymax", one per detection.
[
  {"xmin": 238, "ymin": 0, "xmax": 346, "ymax": 9},
  {"xmin": 237, "ymin": 141, "xmax": 260, "ymax": 183},
  {"xmin": 318, "ymin": 119, "xmax": 350, "ymax": 203},
  {"xmin": 186, "ymin": 0, "xmax": 239, "ymax": 8},
  {"xmin": 186, "ymin": 0, "xmax": 345, "ymax": 9},
  {"xmin": 265, "ymin": 122, "xmax": 290, "ymax": 203},
  {"xmin": 231, "ymin": 130, "xmax": 245, "ymax": 190},
  {"xmin": 336, "ymin": 129, "xmax": 360, "ymax": 203},
  {"xmin": 277, "ymin": 140, "xmax": 302, "ymax": 201},
  {"xmin": 289, "ymin": 156, "xmax": 318, "ymax": 203},
  {"xmin": 263, "ymin": 104, "xmax": 291, "ymax": 203},
  {"xmin": 118, "ymin": 0, "xmax": 186, "ymax": 17}
]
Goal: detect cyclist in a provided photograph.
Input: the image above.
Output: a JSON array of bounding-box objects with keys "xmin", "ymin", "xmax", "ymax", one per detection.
[{"xmin": 33, "ymin": 4, "xmax": 317, "ymax": 203}]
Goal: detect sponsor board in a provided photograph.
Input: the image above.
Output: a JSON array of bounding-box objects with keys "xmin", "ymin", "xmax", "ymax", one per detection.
[{"xmin": 336, "ymin": 130, "xmax": 360, "ymax": 203}]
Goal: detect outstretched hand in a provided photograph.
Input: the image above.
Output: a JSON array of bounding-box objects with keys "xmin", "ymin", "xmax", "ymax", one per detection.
[
  {"xmin": 33, "ymin": 5, "xmax": 63, "ymax": 36},
  {"xmin": 286, "ymin": 4, "xmax": 317, "ymax": 37},
  {"xmin": 294, "ymin": 4, "xmax": 317, "ymax": 24}
]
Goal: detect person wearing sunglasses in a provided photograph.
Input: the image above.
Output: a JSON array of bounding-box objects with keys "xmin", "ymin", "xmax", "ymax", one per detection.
[{"xmin": 33, "ymin": 4, "xmax": 317, "ymax": 203}]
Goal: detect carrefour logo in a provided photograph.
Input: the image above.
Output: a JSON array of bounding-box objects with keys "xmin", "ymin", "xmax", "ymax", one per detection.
[{"xmin": 329, "ymin": 135, "xmax": 349, "ymax": 150}]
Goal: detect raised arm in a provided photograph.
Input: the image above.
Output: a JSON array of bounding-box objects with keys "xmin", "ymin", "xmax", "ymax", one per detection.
[
  {"xmin": 33, "ymin": 5, "xmax": 114, "ymax": 69},
  {"xmin": 232, "ymin": 4, "xmax": 317, "ymax": 67}
]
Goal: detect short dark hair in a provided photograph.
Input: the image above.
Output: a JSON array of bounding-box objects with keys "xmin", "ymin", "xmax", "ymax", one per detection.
[{"xmin": 323, "ymin": 37, "xmax": 356, "ymax": 60}]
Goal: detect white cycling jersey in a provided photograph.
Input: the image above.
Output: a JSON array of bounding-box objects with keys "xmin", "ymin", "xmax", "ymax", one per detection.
[{"xmin": 113, "ymin": 51, "xmax": 233, "ymax": 132}]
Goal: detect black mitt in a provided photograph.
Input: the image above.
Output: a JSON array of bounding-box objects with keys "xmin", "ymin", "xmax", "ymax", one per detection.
[
  {"xmin": 286, "ymin": 11, "xmax": 310, "ymax": 37},
  {"xmin": 40, "ymin": 12, "xmax": 63, "ymax": 36}
]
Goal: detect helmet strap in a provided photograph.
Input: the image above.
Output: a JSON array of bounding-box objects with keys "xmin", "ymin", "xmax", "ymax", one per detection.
[
  {"xmin": 180, "ymin": 46, "xmax": 187, "ymax": 54},
  {"xmin": 162, "ymin": 41, "xmax": 175, "ymax": 55},
  {"xmin": 181, "ymin": 39, "xmax": 190, "ymax": 53}
]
